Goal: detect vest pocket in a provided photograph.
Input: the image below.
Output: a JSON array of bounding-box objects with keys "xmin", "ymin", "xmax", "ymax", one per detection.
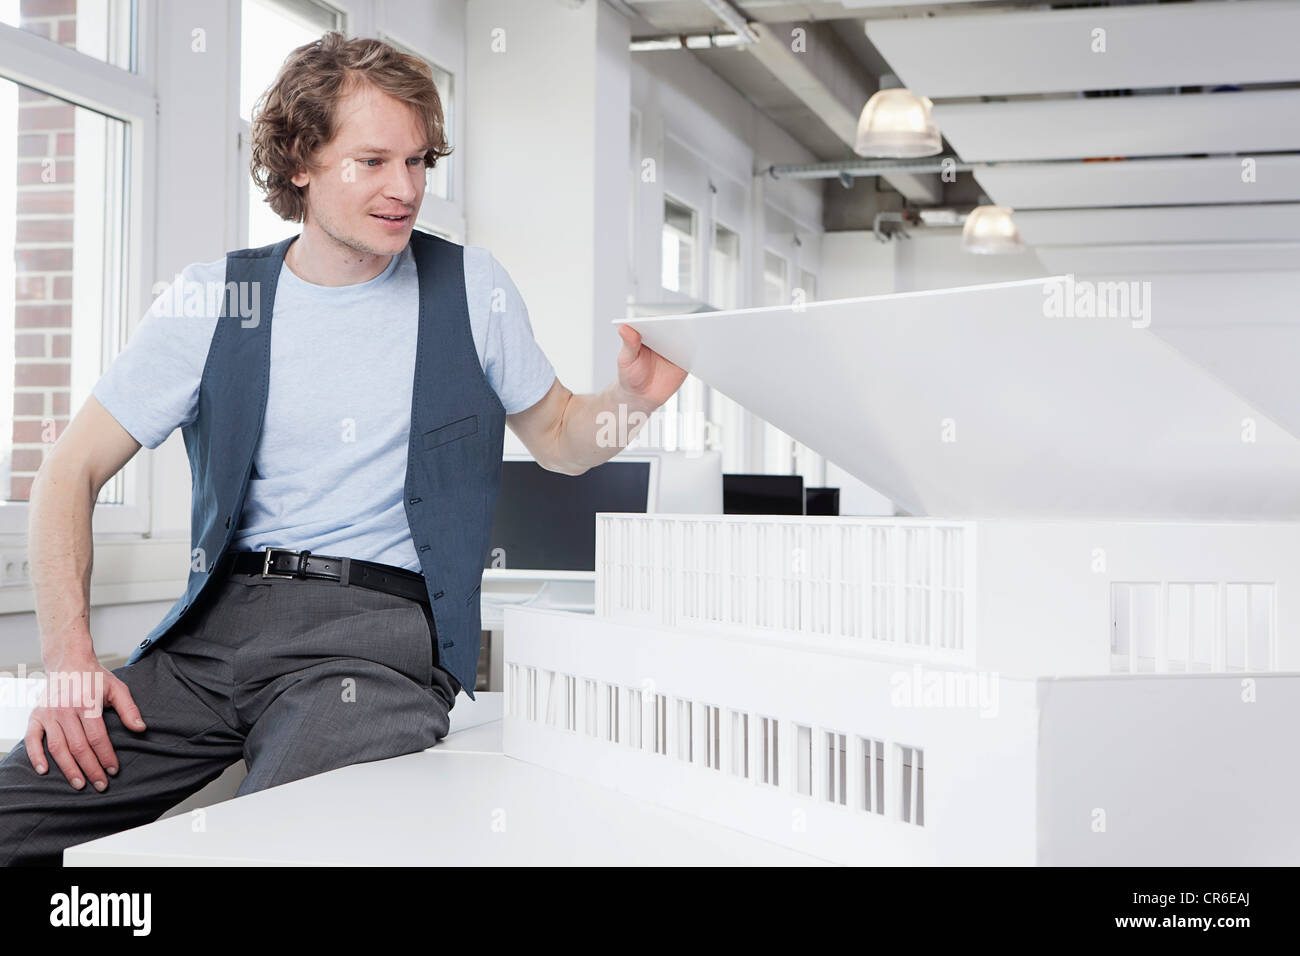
[{"xmin": 422, "ymin": 414, "xmax": 478, "ymax": 450}]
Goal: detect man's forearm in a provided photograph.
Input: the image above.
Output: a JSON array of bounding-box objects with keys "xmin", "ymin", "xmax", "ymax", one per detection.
[
  {"xmin": 548, "ymin": 380, "xmax": 657, "ymax": 475},
  {"xmin": 28, "ymin": 466, "xmax": 98, "ymax": 668}
]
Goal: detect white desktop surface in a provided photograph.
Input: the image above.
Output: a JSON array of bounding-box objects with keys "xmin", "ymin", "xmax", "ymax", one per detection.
[{"xmin": 63, "ymin": 703, "xmax": 828, "ymax": 866}]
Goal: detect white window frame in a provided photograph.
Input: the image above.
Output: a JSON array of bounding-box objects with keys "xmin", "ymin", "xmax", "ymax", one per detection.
[
  {"xmin": 0, "ymin": 13, "xmax": 159, "ymax": 539},
  {"xmin": 661, "ymin": 191, "xmax": 699, "ymax": 300},
  {"xmin": 708, "ymin": 217, "xmax": 740, "ymax": 311},
  {"xmin": 376, "ymin": 30, "xmax": 465, "ymax": 242},
  {"xmin": 233, "ymin": 0, "xmax": 350, "ymax": 250}
]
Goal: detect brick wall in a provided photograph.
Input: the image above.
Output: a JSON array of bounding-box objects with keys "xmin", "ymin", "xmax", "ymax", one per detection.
[{"xmin": 9, "ymin": 0, "xmax": 78, "ymax": 501}]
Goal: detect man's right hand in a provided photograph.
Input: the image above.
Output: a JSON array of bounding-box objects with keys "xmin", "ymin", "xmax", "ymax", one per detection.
[{"xmin": 24, "ymin": 652, "xmax": 147, "ymax": 791}]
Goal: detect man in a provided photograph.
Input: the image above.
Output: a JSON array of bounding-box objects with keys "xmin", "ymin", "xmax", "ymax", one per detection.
[{"xmin": 0, "ymin": 32, "xmax": 685, "ymax": 866}]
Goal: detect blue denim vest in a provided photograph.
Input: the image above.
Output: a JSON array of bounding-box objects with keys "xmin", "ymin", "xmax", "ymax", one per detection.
[{"xmin": 124, "ymin": 229, "xmax": 505, "ymax": 700}]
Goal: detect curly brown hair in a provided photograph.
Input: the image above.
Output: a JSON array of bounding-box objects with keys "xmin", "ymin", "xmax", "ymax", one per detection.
[{"xmin": 249, "ymin": 31, "xmax": 454, "ymax": 223}]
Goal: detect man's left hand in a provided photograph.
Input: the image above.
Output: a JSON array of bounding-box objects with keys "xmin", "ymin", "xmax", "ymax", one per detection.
[{"xmin": 616, "ymin": 324, "xmax": 688, "ymax": 412}]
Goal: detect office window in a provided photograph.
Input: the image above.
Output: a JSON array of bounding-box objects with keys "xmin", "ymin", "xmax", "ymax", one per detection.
[
  {"xmin": 625, "ymin": 687, "xmax": 642, "ymax": 748},
  {"xmin": 728, "ymin": 710, "xmax": 749, "ymax": 779},
  {"xmin": 797, "ymin": 268, "xmax": 816, "ymax": 304},
  {"xmin": 604, "ymin": 682, "xmax": 620, "ymax": 743},
  {"xmin": 706, "ymin": 388, "xmax": 745, "ymax": 472},
  {"xmin": 899, "ymin": 744, "xmax": 924, "ymax": 826},
  {"xmin": 762, "ymin": 250, "xmax": 786, "ymax": 306},
  {"xmin": 825, "ymin": 731, "xmax": 848, "ymax": 806},
  {"xmin": 861, "ymin": 737, "xmax": 885, "ymax": 814},
  {"xmin": 762, "ymin": 420, "xmax": 797, "ymax": 475},
  {"xmin": 661, "ymin": 196, "xmax": 696, "ymax": 296},
  {"xmin": 651, "ymin": 369, "xmax": 712, "ymax": 460},
  {"xmin": 702, "ymin": 703, "xmax": 721, "ymax": 770},
  {"xmin": 1225, "ymin": 582, "xmax": 1274, "ymax": 671},
  {"xmin": 583, "ymin": 679, "xmax": 598, "ymax": 736},
  {"xmin": 241, "ymin": 0, "xmax": 345, "ymax": 248},
  {"xmin": 541, "ymin": 669, "xmax": 559, "ymax": 727},
  {"xmin": 674, "ymin": 697, "xmax": 692, "ymax": 762},
  {"xmin": 507, "ymin": 663, "xmax": 521, "ymax": 717},
  {"xmin": 561, "ymin": 673, "xmax": 576, "ymax": 732},
  {"xmin": 795, "ymin": 723, "xmax": 813, "ymax": 796},
  {"xmin": 525, "ymin": 666, "xmax": 538, "ymax": 721},
  {"xmin": 378, "ymin": 33, "xmax": 453, "ymax": 208},
  {"xmin": 1110, "ymin": 581, "xmax": 1275, "ymax": 674},
  {"xmin": 1, "ymin": 0, "xmax": 135, "ymax": 71},
  {"xmin": 709, "ymin": 222, "xmax": 739, "ymax": 310},
  {"xmin": 1, "ymin": 79, "xmax": 130, "ymax": 506},
  {"xmin": 760, "ymin": 715, "xmax": 779, "ymax": 786},
  {"xmin": 652, "ymin": 693, "xmax": 668, "ymax": 755},
  {"xmin": 423, "ymin": 60, "xmax": 452, "ymax": 201}
]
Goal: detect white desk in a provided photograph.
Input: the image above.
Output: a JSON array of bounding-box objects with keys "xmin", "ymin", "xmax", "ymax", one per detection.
[
  {"xmin": 480, "ymin": 570, "xmax": 595, "ymax": 628},
  {"xmin": 480, "ymin": 570, "xmax": 595, "ymax": 691},
  {"xmin": 62, "ymin": 694, "xmax": 828, "ymax": 866}
]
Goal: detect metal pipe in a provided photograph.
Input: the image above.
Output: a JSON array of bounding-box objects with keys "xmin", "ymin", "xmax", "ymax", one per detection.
[{"xmin": 767, "ymin": 152, "xmax": 1300, "ymax": 181}]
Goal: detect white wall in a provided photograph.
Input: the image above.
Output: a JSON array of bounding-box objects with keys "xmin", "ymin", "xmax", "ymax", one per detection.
[
  {"xmin": 820, "ymin": 231, "xmax": 895, "ymax": 300},
  {"xmin": 821, "ymin": 229, "xmax": 1048, "ymax": 298},
  {"xmin": 463, "ymin": 0, "xmax": 630, "ymax": 395}
]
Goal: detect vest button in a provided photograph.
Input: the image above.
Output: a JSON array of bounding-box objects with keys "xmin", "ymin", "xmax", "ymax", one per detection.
[
  {"xmin": 409, "ymin": 496, "xmax": 422, "ymax": 504},
  {"xmin": 138, "ymin": 639, "xmax": 149, "ymax": 648},
  {"xmin": 434, "ymin": 590, "xmax": 444, "ymax": 600}
]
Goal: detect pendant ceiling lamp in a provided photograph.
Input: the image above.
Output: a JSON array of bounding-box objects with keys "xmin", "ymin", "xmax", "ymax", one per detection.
[
  {"xmin": 854, "ymin": 87, "xmax": 942, "ymax": 158},
  {"xmin": 962, "ymin": 205, "xmax": 1024, "ymax": 255}
]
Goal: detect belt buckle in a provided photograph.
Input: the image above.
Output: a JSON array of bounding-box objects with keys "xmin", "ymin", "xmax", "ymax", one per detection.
[{"xmin": 261, "ymin": 546, "xmax": 298, "ymax": 580}]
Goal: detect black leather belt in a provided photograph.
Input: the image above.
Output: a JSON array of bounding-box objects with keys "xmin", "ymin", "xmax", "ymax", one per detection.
[{"xmin": 225, "ymin": 547, "xmax": 429, "ymax": 605}]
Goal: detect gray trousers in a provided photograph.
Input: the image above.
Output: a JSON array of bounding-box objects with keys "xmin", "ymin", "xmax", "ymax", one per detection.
[{"xmin": 0, "ymin": 569, "xmax": 460, "ymax": 866}]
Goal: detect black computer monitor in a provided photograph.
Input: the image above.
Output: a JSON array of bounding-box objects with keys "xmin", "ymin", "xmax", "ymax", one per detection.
[
  {"xmin": 722, "ymin": 473, "xmax": 805, "ymax": 515},
  {"xmin": 486, "ymin": 459, "xmax": 653, "ymax": 571},
  {"xmin": 805, "ymin": 487, "xmax": 841, "ymax": 516}
]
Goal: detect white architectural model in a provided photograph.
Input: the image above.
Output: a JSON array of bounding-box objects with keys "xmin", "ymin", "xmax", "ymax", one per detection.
[{"xmin": 501, "ymin": 280, "xmax": 1300, "ymax": 866}]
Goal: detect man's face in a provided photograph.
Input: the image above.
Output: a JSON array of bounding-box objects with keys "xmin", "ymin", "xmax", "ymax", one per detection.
[{"xmin": 290, "ymin": 82, "xmax": 428, "ymax": 256}]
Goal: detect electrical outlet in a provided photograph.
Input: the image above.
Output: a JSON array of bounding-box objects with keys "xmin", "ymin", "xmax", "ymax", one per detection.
[{"xmin": 0, "ymin": 552, "xmax": 31, "ymax": 588}]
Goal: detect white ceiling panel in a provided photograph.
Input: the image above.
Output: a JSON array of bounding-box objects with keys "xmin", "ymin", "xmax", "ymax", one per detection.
[
  {"xmin": 867, "ymin": 0, "xmax": 1300, "ymax": 98},
  {"xmin": 974, "ymin": 156, "xmax": 1300, "ymax": 209},
  {"xmin": 1034, "ymin": 242, "xmax": 1300, "ymax": 276},
  {"xmin": 934, "ymin": 90, "xmax": 1300, "ymax": 162},
  {"xmin": 1014, "ymin": 205, "xmax": 1300, "ymax": 246}
]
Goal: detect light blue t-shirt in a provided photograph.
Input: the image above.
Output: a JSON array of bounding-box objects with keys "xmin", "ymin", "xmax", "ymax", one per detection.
[{"xmin": 92, "ymin": 240, "xmax": 556, "ymax": 572}]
